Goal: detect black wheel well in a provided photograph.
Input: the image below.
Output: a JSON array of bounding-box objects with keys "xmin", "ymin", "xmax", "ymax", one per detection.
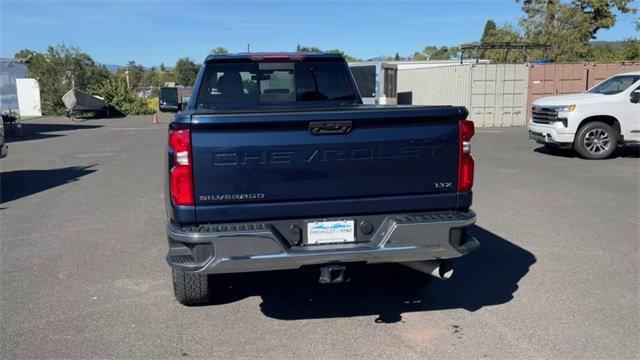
[{"xmin": 578, "ymin": 115, "xmax": 621, "ymax": 137}]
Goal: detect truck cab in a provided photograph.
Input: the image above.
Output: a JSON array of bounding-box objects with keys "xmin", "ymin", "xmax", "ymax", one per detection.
[{"xmin": 528, "ymin": 72, "xmax": 640, "ymax": 159}]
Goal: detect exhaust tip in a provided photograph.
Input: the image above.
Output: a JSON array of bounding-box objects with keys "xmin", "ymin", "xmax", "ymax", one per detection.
[
  {"xmin": 401, "ymin": 260, "xmax": 454, "ymax": 280},
  {"xmin": 438, "ymin": 260, "xmax": 454, "ymax": 279}
]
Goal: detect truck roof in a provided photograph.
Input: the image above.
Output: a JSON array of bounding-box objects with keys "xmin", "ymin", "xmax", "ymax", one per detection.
[{"xmin": 204, "ymin": 52, "xmax": 344, "ymax": 63}]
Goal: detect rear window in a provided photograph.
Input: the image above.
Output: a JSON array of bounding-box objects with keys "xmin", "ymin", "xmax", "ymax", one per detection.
[{"xmin": 196, "ymin": 60, "xmax": 358, "ymax": 107}]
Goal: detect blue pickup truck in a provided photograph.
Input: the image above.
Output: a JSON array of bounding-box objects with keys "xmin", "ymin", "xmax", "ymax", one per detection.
[{"xmin": 164, "ymin": 53, "xmax": 478, "ymax": 305}]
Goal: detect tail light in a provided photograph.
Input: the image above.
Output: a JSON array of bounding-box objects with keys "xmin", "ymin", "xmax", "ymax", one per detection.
[
  {"xmin": 168, "ymin": 129, "xmax": 194, "ymax": 206},
  {"xmin": 458, "ymin": 120, "xmax": 475, "ymax": 192}
]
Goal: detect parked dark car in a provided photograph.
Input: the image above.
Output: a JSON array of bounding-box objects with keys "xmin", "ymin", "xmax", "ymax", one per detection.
[
  {"xmin": 164, "ymin": 53, "xmax": 478, "ymax": 305},
  {"xmin": 159, "ymin": 87, "xmax": 180, "ymax": 112}
]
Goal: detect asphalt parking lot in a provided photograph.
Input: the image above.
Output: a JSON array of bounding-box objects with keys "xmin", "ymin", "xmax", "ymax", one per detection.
[{"xmin": 1, "ymin": 115, "xmax": 638, "ymax": 359}]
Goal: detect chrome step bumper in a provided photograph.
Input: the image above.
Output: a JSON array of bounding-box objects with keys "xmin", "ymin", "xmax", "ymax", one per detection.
[{"xmin": 166, "ymin": 211, "xmax": 478, "ymax": 274}]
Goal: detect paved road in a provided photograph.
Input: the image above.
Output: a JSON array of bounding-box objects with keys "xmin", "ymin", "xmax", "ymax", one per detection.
[{"xmin": 1, "ymin": 116, "xmax": 638, "ymax": 359}]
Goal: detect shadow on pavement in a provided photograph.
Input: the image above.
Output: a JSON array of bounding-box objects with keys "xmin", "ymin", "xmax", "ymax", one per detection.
[
  {"xmin": 0, "ymin": 165, "xmax": 96, "ymax": 204},
  {"xmin": 534, "ymin": 144, "xmax": 640, "ymax": 158},
  {"xmin": 205, "ymin": 226, "xmax": 536, "ymax": 323},
  {"xmin": 5, "ymin": 122, "xmax": 103, "ymax": 143}
]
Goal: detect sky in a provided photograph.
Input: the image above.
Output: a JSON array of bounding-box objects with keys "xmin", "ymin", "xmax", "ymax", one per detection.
[{"xmin": 1, "ymin": 0, "xmax": 638, "ymax": 67}]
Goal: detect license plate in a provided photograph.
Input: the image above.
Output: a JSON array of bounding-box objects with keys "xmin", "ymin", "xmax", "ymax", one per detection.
[{"xmin": 306, "ymin": 220, "xmax": 355, "ymax": 245}]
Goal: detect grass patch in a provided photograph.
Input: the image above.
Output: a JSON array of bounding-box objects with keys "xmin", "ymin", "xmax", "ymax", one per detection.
[{"xmin": 19, "ymin": 116, "xmax": 43, "ymax": 121}]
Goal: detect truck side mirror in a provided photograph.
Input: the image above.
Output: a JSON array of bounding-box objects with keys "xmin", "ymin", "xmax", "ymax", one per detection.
[{"xmin": 631, "ymin": 91, "xmax": 640, "ymax": 104}]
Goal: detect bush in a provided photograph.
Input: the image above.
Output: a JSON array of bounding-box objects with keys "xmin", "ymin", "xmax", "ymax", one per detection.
[
  {"xmin": 147, "ymin": 97, "xmax": 159, "ymax": 112},
  {"xmin": 93, "ymin": 76, "xmax": 153, "ymax": 115}
]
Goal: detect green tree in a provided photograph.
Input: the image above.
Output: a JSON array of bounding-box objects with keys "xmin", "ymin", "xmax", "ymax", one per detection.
[
  {"xmin": 210, "ymin": 47, "xmax": 229, "ymax": 55},
  {"xmin": 620, "ymin": 38, "xmax": 640, "ymax": 60},
  {"xmin": 294, "ymin": 45, "xmax": 359, "ymax": 61},
  {"xmin": 174, "ymin": 58, "xmax": 200, "ymax": 86},
  {"xmin": 481, "ymin": 20, "xmax": 497, "ymax": 43},
  {"xmin": 394, "ymin": 52, "xmax": 401, "ymax": 60},
  {"xmin": 86, "ymin": 65, "xmax": 112, "ymax": 93},
  {"xmin": 431, "ymin": 46, "xmax": 452, "ymax": 60},
  {"xmin": 296, "ymin": 45, "xmax": 322, "ymax": 52},
  {"xmin": 21, "ymin": 45, "xmax": 110, "ymax": 115},
  {"xmin": 520, "ymin": 0, "xmax": 636, "ymax": 38},
  {"xmin": 15, "ymin": 44, "xmax": 161, "ymax": 115},
  {"xmin": 480, "ymin": 20, "xmax": 498, "ymax": 58},
  {"xmin": 117, "ymin": 60, "xmax": 145, "ymax": 89},
  {"xmin": 517, "ymin": 0, "xmax": 637, "ymax": 61},
  {"xmin": 479, "ymin": 23, "xmax": 527, "ymax": 62},
  {"xmin": 14, "ymin": 48, "xmax": 37, "ymax": 59},
  {"xmin": 152, "ymin": 62, "xmax": 176, "ymax": 87},
  {"xmin": 412, "ymin": 46, "xmax": 452, "ymax": 60},
  {"xmin": 520, "ymin": 2, "xmax": 591, "ymax": 61},
  {"xmin": 93, "ymin": 75, "xmax": 152, "ymax": 115},
  {"xmin": 411, "ymin": 52, "xmax": 428, "ymax": 60},
  {"xmin": 325, "ymin": 49, "xmax": 359, "ymax": 62},
  {"xmin": 592, "ymin": 39, "xmax": 640, "ymax": 61},
  {"xmin": 139, "ymin": 67, "xmax": 157, "ymax": 87}
]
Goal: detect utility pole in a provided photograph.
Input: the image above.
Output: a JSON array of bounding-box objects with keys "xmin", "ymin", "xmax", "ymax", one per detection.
[
  {"xmin": 67, "ymin": 71, "xmax": 75, "ymax": 88},
  {"xmin": 125, "ymin": 66, "xmax": 130, "ymax": 89},
  {"xmin": 247, "ymin": 43, "xmax": 250, "ymax": 53}
]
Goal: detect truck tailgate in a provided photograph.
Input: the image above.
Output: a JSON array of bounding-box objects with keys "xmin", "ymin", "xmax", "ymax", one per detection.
[{"xmin": 190, "ymin": 106, "xmax": 465, "ymax": 222}]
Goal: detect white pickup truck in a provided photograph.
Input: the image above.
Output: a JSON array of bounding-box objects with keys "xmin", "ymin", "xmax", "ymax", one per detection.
[{"xmin": 528, "ymin": 72, "xmax": 640, "ymax": 159}]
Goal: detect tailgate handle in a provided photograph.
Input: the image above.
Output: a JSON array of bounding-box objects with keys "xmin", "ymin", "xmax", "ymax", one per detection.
[{"xmin": 308, "ymin": 121, "xmax": 352, "ymax": 135}]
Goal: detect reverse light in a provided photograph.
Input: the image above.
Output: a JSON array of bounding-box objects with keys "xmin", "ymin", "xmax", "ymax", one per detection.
[
  {"xmin": 168, "ymin": 129, "xmax": 194, "ymax": 206},
  {"xmin": 458, "ymin": 120, "xmax": 475, "ymax": 192}
]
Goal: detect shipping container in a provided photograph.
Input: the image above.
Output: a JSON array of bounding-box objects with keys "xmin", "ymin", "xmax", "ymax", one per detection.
[
  {"xmin": 527, "ymin": 62, "xmax": 640, "ymax": 119},
  {"xmin": 348, "ymin": 60, "xmax": 490, "ymax": 105},
  {"xmin": 470, "ymin": 64, "xmax": 529, "ymax": 127},
  {"xmin": 396, "ymin": 65, "xmax": 471, "ymax": 108},
  {"xmin": 349, "ymin": 62, "xmax": 398, "ymax": 105},
  {"xmin": 396, "ymin": 63, "xmax": 529, "ymax": 127},
  {"xmin": 354, "ymin": 61, "xmax": 639, "ymax": 127},
  {"xmin": 586, "ymin": 62, "xmax": 640, "ymax": 90}
]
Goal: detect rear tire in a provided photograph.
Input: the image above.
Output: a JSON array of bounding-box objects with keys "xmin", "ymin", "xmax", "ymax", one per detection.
[
  {"xmin": 172, "ymin": 269, "xmax": 211, "ymax": 305},
  {"xmin": 573, "ymin": 121, "xmax": 618, "ymax": 159}
]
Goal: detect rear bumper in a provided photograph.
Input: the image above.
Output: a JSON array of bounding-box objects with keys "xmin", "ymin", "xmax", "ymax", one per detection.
[
  {"xmin": 159, "ymin": 104, "xmax": 179, "ymax": 112},
  {"xmin": 166, "ymin": 211, "xmax": 478, "ymax": 274}
]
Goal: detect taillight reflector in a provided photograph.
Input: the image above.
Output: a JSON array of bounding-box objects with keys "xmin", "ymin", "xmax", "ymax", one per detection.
[
  {"xmin": 168, "ymin": 129, "xmax": 193, "ymax": 206},
  {"xmin": 458, "ymin": 120, "xmax": 475, "ymax": 192}
]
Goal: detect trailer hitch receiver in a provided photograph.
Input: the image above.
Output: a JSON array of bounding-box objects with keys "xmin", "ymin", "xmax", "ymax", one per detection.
[{"xmin": 319, "ymin": 265, "xmax": 346, "ymax": 284}]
